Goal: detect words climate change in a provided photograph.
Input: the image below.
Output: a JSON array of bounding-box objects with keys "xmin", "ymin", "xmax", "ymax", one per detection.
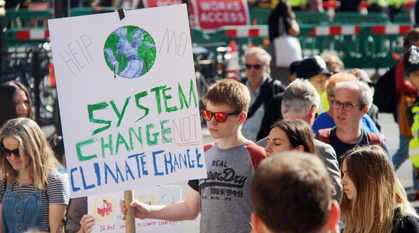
[{"xmin": 69, "ymin": 79, "xmax": 205, "ymax": 193}]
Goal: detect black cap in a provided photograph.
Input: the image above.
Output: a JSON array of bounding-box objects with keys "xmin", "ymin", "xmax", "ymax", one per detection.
[
  {"xmin": 289, "ymin": 60, "xmax": 301, "ymax": 75},
  {"xmin": 296, "ymin": 56, "xmax": 332, "ymax": 80},
  {"xmin": 404, "ymin": 45, "xmax": 419, "ymax": 75}
]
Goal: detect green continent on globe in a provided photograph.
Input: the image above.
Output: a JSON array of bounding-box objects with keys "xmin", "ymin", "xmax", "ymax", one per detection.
[{"xmin": 103, "ymin": 26, "xmax": 156, "ymax": 78}]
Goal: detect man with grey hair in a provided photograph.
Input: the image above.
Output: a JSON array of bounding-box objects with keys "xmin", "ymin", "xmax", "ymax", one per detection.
[
  {"xmin": 281, "ymin": 79, "xmax": 320, "ymax": 127},
  {"xmin": 240, "ymin": 47, "xmax": 285, "ymax": 142},
  {"xmin": 317, "ymin": 79, "xmax": 391, "ymax": 166},
  {"xmin": 257, "ymin": 79, "xmax": 342, "ymax": 201}
]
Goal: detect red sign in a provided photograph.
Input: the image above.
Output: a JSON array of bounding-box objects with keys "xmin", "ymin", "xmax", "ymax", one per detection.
[
  {"xmin": 190, "ymin": 0, "xmax": 249, "ymax": 32},
  {"xmin": 142, "ymin": 1, "xmax": 196, "ymax": 27},
  {"xmin": 143, "ymin": 0, "xmax": 181, "ymax": 8},
  {"xmin": 189, "ymin": 2, "xmax": 197, "ymax": 27}
]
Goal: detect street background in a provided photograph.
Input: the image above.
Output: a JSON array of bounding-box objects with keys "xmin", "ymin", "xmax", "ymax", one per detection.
[{"xmin": 3, "ymin": 1, "xmax": 419, "ymax": 231}]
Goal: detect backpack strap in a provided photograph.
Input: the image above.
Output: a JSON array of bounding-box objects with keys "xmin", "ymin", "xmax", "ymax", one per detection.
[
  {"xmin": 366, "ymin": 132, "xmax": 382, "ymax": 147},
  {"xmin": 317, "ymin": 128, "xmax": 332, "ymax": 144}
]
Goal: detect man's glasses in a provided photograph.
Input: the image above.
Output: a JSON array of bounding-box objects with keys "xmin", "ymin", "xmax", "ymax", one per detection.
[
  {"xmin": 202, "ymin": 108, "xmax": 240, "ymax": 123},
  {"xmin": 1, "ymin": 144, "xmax": 21, "ymax": 157},
  {"xmin": 245, "ymin": 64, "xmax": 262, "ymax": 70},
  {"xmin": 331, "ymin": 100, "xmax": 362, "ymax": 111}
]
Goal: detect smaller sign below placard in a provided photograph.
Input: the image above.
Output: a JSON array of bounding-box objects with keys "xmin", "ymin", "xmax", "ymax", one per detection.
[{"xmin": 88, "ymin": 186, "xmax": 182, "ymax": 233}]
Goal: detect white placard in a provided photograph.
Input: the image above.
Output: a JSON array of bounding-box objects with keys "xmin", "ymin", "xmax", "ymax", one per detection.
[
  {"xmin": 88, "ymin": 186, "xmax": 182, "ymax": 233},
  {"xmin": 48, "ymin": 5, "xmax": 207, "ymax": 198}
]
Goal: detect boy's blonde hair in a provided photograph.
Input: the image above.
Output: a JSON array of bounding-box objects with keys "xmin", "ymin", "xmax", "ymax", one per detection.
[
  {"xmin": 251, "ymin": 151, "xmax": 332, "ymax": 233},
  {"xmin": 202, "ymin": 79, "xmax": 250, "ymax": 113}
]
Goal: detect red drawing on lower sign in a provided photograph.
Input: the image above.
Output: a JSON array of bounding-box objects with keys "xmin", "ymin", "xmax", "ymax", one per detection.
[{"xmin": 97, "ymin": 199, "xmax": 113, "ymax": 217}]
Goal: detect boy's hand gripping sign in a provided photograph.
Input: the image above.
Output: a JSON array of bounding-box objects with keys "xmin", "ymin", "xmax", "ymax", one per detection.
[{"xmin": 48, "ymin": 5, "xmax": 207, "ymax": 198}]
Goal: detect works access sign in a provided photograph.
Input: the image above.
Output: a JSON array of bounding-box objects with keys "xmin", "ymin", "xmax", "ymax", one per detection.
[{"xmin": 191, "ymin": 0, "xmax": 249, "ymax": 32}]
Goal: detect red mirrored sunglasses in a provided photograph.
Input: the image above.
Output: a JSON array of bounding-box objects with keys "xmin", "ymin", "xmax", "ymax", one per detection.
[{"xmin": 201, "ymin": 108, "xmax": 240, "ymax": 123}]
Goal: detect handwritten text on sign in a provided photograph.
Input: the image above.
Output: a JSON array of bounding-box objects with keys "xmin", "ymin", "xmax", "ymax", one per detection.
[{"xmin": 48, "ymin": 5, "xmax": 207, "ymax": 198}]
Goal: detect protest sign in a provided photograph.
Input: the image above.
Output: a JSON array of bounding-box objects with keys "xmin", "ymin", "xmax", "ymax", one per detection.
[
  {"xmin": 48, "ymin": 5, "xmax": 207, "ymax": 198},
  {"xmin": 88, "ymin": 186, "xmax": 182, "ymax": 233},
  {"xmin": 190, "ymin": 0, "xmax": 250, "ymax": 32}
]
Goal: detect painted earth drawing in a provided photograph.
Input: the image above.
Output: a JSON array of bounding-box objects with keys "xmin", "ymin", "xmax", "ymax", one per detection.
[{"xmin": 104, "ymin": 26, "xmax": 156, "ymax": 79}]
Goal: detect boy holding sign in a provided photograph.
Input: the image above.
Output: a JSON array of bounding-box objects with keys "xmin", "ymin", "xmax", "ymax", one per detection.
[{"xmin": 121, "ymin": 79, "xmax": 266, "ymax": 232}]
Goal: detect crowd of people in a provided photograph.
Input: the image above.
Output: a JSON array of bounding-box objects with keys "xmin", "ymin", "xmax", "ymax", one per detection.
[
  {"xmin": 118, "ymin": 36, "xmax": 419, "ymax": 232},
  {"xmin": 3, "ymin": 7, "xmax": 419, "ymax": 233},
  {"xmin": 118, "ymin": 27, "xmax": 419, "ymax": 232}
]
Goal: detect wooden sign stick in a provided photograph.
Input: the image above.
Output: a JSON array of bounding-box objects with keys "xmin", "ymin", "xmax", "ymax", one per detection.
[{"xmin": 124, "ymin": 190, "xmax": 135, "ymax": 233}]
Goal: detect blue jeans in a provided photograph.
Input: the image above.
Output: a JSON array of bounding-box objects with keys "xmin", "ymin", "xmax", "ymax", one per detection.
[
  {"xmin": 393, "ymin": 134, "xmax": 411, "ymax": 170},
  {"xmin": 392, "ymin": 133, "xmax": 419, "ymax": 189}
]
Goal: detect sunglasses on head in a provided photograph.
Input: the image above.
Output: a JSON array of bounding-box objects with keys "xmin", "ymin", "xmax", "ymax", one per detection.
[
  {"xmin": 201, "ymin": 108, "xmax": 240, "ymax": 123},
  {"xmin": 0, "ymin": 144, "xmax": 21, "ymax": 158},
  {"xmin": 245, "ymin": 64, "xmax": 263, "ymax": 70}
]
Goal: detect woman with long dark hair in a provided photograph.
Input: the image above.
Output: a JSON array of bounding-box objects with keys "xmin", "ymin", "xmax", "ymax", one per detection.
[{"xmin": 0, "ymin": 81, "xmax": 33, "ymax": 127}]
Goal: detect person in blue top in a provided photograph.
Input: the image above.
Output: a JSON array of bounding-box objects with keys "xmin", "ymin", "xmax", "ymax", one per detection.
[{"xmin": 312, "ymin": 73, "xmax": 381, "ymax": 135}]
